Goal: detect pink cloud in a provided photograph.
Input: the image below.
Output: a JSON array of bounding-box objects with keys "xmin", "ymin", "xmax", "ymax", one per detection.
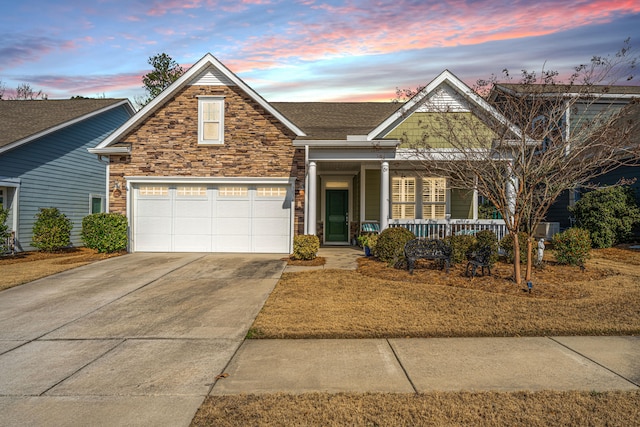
[
  {"xmin": 147, "ymin": 0, "xmax": 203, "ymax": 16},
  {"xmin": 229, "ymin": 0, "xmax": 640, "ymax": 72}
]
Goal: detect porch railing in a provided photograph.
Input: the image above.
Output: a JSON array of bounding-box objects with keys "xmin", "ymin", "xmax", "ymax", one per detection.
[{"xmin": 388, "ymin": 219, "xmax": 508, "ymax": 241}]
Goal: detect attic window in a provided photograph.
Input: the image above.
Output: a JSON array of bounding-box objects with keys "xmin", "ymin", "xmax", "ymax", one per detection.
[{"xmin": 198, "ymin": 97, "xmax": 224, "ymax": 145}]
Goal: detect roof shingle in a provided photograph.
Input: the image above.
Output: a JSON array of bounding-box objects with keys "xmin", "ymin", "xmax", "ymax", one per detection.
[{"xmin": 0, "ymin": 99, "xmax": 127, "ymax": 148}]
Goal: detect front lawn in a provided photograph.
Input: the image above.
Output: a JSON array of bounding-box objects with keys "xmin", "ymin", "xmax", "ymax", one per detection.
[{"xmin": 249, "ymin": 246, "xmax": 640, "ymax": 338}]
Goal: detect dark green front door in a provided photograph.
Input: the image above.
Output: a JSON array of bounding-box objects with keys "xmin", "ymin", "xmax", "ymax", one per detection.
[{"xmin": 326, "ymin": 189, "xmax": 349, "ymax": 242}]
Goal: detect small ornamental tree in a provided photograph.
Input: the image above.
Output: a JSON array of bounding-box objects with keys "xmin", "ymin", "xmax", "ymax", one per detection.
[
  {"xmin": 31, "ymin": 208, "xmax": 73, "ymax": 252},
  {"xmin": 397, "ymin": 40, "xmax": 639, "ymax": 284},
  {"xmin": 570, "ymin": 186, "xmax": 640, "ymax": 248}
]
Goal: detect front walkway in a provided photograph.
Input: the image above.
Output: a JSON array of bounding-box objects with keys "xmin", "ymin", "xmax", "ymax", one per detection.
[{"xmin": 284, "ymin": 245, "xmax": 363, "ymax": 272}]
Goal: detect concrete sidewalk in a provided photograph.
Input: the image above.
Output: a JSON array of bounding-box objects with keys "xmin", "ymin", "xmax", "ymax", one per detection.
[{"xmin": 212, "ymin": 336, "xmax": 640, "ymax": 394}]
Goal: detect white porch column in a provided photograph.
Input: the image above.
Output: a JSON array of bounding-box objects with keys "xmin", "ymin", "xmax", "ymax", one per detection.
[
  {"xmin": 380, "ymin": 161, "xmax": 390, "ymax": 230},
  {"xmin": 307, "ymin": 161, "xmax": 317, "ymax": 235}
]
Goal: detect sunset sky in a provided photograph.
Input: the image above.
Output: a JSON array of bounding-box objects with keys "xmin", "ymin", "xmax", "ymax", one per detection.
[{"xmin": 1, "ymin": 0, "xmax": 639, "ymax": 103}]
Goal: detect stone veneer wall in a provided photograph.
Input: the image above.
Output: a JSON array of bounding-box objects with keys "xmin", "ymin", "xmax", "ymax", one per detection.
[{"xmin": 108, "ymin": 84, "xmax": 305, "ymax": 235}]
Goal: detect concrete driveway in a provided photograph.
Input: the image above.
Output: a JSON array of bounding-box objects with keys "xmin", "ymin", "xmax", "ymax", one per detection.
[{"xmin": 0, "ymin": 253, "xmax": 285, "ymax": 427}]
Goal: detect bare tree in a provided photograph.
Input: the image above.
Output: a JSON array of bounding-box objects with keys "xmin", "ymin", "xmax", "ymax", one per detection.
[
  {"xmin": 400, "ymin": 41, "xmax": 639, "ymax": 284},
  {"xmin": 12, "ymin": 83, "xmax": 48, "ymax": 100},
  {"xmin": 0, "ymin": 78, "xmax": 5, "ymax": 100}
]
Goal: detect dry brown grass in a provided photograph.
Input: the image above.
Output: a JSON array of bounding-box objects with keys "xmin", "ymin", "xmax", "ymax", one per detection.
[
  {"xmin": 0, "ymin": 248, "xmax": 124, "ymax": 291},
  {"xmin": 192, "ymin": 391, "xmax": 640, "ymax": 426},
  {"xmin": 249, "ymin": 247, "xmax": 640, "ymax": 338}
]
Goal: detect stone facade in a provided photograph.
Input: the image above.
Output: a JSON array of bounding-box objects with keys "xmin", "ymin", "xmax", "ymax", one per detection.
[{"xmin": 108, "ymin": 84, "xmax": 305, "ymax": 235}]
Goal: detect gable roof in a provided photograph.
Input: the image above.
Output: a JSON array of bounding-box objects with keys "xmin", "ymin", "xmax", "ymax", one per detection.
[
  {"xmin": 368, "ymin": 69, "xmax": 525, "ymax": 141},
  {"xmin": 91, "ymin": 53, "xmax": 306, "ymax": 154},
  {"xmin": 272, "ymin": 102, "xmax": 401, "ymax": 140},
  {"xmin": 0, "ymin": 99, "xmax": 134, "ymax": 153}
]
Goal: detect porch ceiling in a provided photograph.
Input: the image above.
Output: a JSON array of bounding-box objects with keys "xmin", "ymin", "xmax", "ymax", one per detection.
[{"xmin": 316, "ymin": 161, "xmax": 362, "ymax": 173}]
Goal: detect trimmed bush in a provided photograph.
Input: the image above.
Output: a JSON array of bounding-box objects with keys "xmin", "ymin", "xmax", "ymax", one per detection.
[
  {"xmin": 0, "ymin": 208, "xmax": 10, "ymax": 252},
  {"xmin": 500, "ymin": 231, "xmax": 528, "ymax": 264},
  {"xmin": 444, "ymin": 234, "xmax": 476, "ymax": 264},
  {"xmin": 552, "ymin": 227, "xmax": 591, "ymax": 266},
  {"xmin": 474, "ymin": 229, "xmax": 499, "ymax": 266},
  {"xmin": 375, "ymin": 226, "xmax": 415, "ymax": 265},
  {"xmin": 32, "ymin": 207, "xmax": 73, "ymax": 252},
  {"xmin": 81, "ymin": 213, "xmax": 128, "ymax": 253},
  {"xmin": 570, "ymin": 186, "xmax": 640, "ymax": 248},
  {"xmin": 293, "ymin": 234, "xmax": 320, "ymax": 260}
]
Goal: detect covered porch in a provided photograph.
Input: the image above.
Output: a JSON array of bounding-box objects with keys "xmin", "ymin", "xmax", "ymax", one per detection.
[{"xmin": 301, "ymin": 148, "xmax": 507, "ymax": 245}]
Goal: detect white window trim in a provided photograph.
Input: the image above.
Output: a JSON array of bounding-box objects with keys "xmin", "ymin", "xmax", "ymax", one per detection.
[
  {"xmin": 89, "ymin": 193, "xmax": 106, "ymax": 214},
  {"xmin": 198, "ymin": 96, "xmax": 225, "ymax": 145},
  {"xmin": 391, "ymin": 175, "xmax": 449, "ymax": 220}
]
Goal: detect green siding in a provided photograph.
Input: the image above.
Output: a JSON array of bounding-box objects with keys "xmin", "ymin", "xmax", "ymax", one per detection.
[
  {"xmin": 365, "ymin": 169, "xmax": 380, "ymax": 220},
  {"xmin": 450, "ymin": 188, "xmax": 474, "ymax": 219},
  {"xmin": 387, "ymin": 112, "xmax": 496, "ymax": 148}
]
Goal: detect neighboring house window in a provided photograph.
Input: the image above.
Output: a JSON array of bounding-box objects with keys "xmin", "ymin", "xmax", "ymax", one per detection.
[
  {"xmin": 198, "ymin": 97, "xmax": 224, "ymax": 144},
  {"xmin": 0, "ymin": 188, "xmax": 3, "ymax": 209},
  {"xmin": 392, "ymin": 177, "xmax": 416, "ymax": 219},
  {"xmin": 90, "ymin": 194, "xmax": 105, "ymax": 214},
  {"xmin": 422, "ymin": 178, "xmax": 447, "ymax": 219}
]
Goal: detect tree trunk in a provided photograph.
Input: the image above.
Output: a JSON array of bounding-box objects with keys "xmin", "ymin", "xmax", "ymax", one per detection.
[
  {"xmin": 513, "ymin": 233, "xmax": 522, "ymax": 285},
  {"xmin": 525, "ymin": 236, "xmax": 533, "ymax": 281}
]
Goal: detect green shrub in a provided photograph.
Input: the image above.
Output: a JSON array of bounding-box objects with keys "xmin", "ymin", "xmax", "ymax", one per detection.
[
  {"xmin": 570, "ymin": 186, "xmax": 640, "ymax": 248},
  {"xmin": 552, "ymin": 227, "xmax": 591, "ymax": 266},
  {"xmin": 0, "ymin": 208, "xmax": 10, "ymax": 252},
  {"xmin": 444, "ymin": 234, "xmax": 476, "ymax": 264},
  {"xmin": 32, "ymin": 208, "xmax": 73, "ymax": 252},
  {"xmin": 474, "ymin": 229, "xmax": 499, "ymax": 266},
  {"xmin": 375, "ymin": 226, "xmax": 415, "ymax": 265},
  {"xmin": 293, "ymin": 234, "xmax": 320, "ymax": 260},
  {"xmin": 81, "ymin": 213, "xmax": 128, "ymax": 253},
  {"xmin": 500, "ymin": 231, "xmax": 528, "ymax": 264}
]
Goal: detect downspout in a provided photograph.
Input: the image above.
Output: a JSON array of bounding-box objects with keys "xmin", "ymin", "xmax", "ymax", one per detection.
[{"xmin": 98, "ymin": 155, "xmax": 110, "ymax": 213}]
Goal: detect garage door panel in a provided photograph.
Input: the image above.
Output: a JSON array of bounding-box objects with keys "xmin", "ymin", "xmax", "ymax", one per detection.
[
  {"xmin": 253, "ymin": 217, "xmax": 289, "ymax": 235},
  {"xmin": 174, "ymin": 200, "xmax": 211, "ymax": 217},
  {"xmin": 174, "ymin": 235, "xmax": 211, "ymax": 252},
  {"xmin": 133, "ymin": 184, "xmax": 291, "ymax": 253},
  {"xmin": 216, "ymin": 235, "xmax": 251, "ymax": 252},
  {"xmin": 136, "ymin": 234, "xmax": 171, "ymax": 252},
  {"xmin": 217, "ymin": 217, "xmax": 251, "ymax": 234},
  {"xmin": 136, "ymin": 199, "xmax": 171, "ymax": 216},
  {"xmin": 217, "ymin": 200, "xmax": 251, "ymax": 217},
  {"xmin": 253, "ymin": 201, "xmax": 288, "ymax": 217},
  {"xmin": 174, "ymin": 217, "xmax": 211, "ymax": 234}
]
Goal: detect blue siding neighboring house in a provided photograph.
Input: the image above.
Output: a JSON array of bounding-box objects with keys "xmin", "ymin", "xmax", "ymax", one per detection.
[{"xmin": 0, "ymin": 99, "xmax": 134, "ymax": 251}]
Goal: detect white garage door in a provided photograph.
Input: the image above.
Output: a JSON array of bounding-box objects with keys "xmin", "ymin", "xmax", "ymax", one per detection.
[{"xmin": 133, "ymin": 184, "xmax": 291, "ymax": 253}]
